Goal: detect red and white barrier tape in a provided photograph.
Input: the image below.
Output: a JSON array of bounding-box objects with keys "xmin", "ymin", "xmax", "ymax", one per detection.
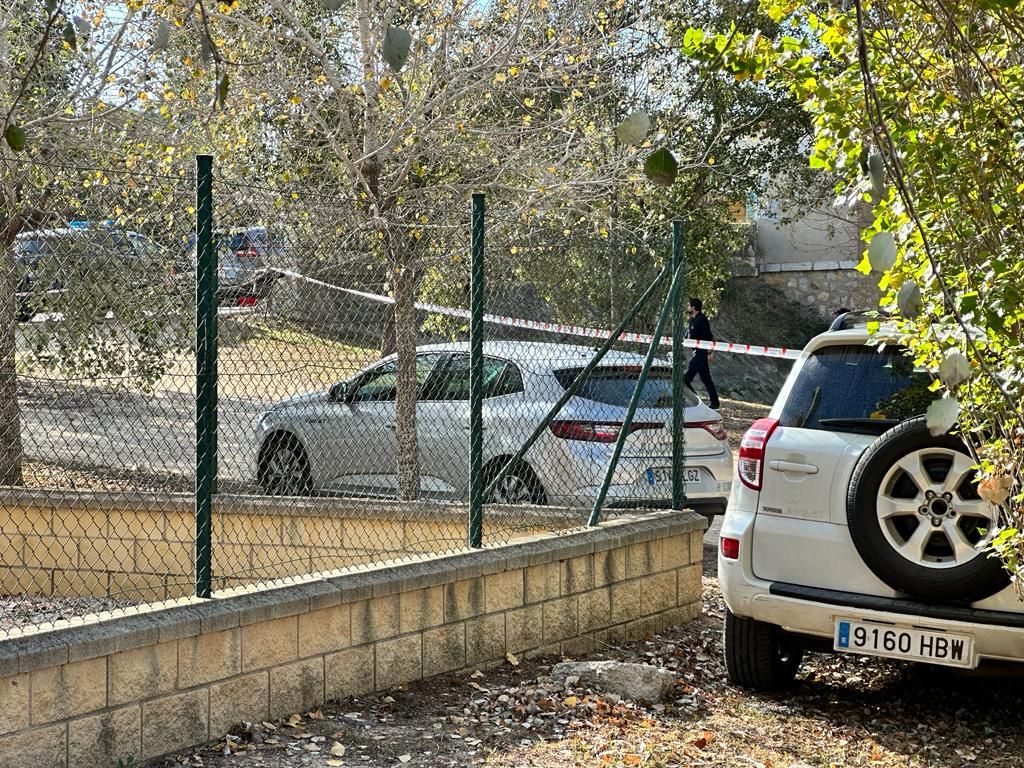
[{"xmin": 274, "ymin": 269, "xmax": 801, "ymax": 361}]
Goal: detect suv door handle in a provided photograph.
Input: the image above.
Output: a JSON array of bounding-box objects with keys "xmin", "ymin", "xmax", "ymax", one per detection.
[{"xmin": 769, "ymin": 460, "xmax": 818, "ymax": 475}]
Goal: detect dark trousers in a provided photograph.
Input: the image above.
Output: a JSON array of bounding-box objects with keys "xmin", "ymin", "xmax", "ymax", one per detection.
[{"xmin": 684, "ymin": 353, "xmax": 719, "ymax": 409}]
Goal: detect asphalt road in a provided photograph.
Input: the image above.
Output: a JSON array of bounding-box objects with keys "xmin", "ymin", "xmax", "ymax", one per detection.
[{"xmin": 19, "ymin": 378, "xmax": 269, "ymax": 487}]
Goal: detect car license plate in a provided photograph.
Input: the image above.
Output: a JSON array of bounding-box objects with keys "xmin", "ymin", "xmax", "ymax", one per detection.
[
  {"xmin": 834, "ymin": 619, "xmax": 975, "ymax": 668},
  {"xmin": 646, "ymin": 467, "xmax": 703, "ymax": 486}
]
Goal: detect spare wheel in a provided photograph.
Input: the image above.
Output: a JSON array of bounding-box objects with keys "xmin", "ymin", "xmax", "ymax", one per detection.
[{"xmin": 847, "ymin": 416, "xmax": 1008, "ymax": 603}]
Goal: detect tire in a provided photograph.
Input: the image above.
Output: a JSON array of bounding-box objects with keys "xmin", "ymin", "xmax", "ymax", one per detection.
[
  {"xmin": 724, "ymin": 608, "xmax": 803, "ymax": 691},
  {"xmin": 258, "ymin": 434, "xmax": 313, "ymax": 496},
  {"xmin": 847, "ymin": 416, "xmax": 1008, "ymax": 602},
  {"xmin": 483, "ymin": 459, "xmax": 547, "ymax": 505}
]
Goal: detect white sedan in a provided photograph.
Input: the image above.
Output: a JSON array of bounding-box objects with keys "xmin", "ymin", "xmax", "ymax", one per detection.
[{"xmin": 256, "ymin": 341, "xmax": 732, "ymax": 513}]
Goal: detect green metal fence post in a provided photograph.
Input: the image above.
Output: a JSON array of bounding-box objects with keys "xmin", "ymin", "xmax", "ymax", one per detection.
[
  {"xmin": 468, "ymin": 193, "xmax": 485, "ymax": 549},
  {"xmin": 588, "ymin": 259, "xmax": 686, "ymax": 527},
  {"xmin": 195, "ymin": 154, "xmax": 217, "ymax": 598},
  {"xmin": 482, "ymin": 264, "xmax": 672, "ymax": 502},
  {"xmin": 671, "ymin": 221, "xmax": 687, "ymax": 511}
]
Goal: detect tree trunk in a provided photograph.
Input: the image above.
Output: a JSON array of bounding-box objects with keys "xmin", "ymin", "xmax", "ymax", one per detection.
[
  {"xmin": 0, "ymin": 219, "xmax": 23, "ymax": 486},
  {"xmin": 379, "ymin": 304, "xmax": 396, "ymax": 358},
  {"xmin": 392, "ymin": 262, "xmax": 419, "ymax": 501}
]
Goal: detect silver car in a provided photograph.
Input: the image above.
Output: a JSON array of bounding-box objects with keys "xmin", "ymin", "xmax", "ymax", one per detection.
[{"xmin": 256, "ymin": 341, "xmax": 733, "ymax": 513}]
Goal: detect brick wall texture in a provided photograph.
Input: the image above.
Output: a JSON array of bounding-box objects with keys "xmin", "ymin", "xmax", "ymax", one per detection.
[
  {"xmin": 0, "ymin": 511, "xmax": 705, "ymax": 768},
  {"xmin": 0, "ymin": 493, "xmax": 566, "ymax": 602}
]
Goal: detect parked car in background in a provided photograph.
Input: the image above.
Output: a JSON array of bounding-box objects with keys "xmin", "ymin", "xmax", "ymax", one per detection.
[
  {"xmin": 180, "ymin": 226, "xmax": 285, "ymax": 306},
  {"xmin": 255, "ymin": 341, "xmax": 733, "ymax": 513},
  {"xmin": 719, "ymin": 312, "xmax": 1015, "ymax": 690},
  {"xmin": 12, "ymin": 224, "xmax": 171, "ymax": 321}
]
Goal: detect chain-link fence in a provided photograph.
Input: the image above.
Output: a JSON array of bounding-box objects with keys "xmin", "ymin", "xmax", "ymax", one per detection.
[{"xmin": 1, "ymin": 154, "xmax": 725, "ymax": 634}]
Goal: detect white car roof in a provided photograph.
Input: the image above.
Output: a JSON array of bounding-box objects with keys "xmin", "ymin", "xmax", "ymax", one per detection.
[{"xmin": 415, "ymin": 340, "xmax": 669, "ymax": 372}]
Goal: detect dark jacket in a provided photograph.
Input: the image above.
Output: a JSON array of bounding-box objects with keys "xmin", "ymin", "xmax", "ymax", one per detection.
[{"xmin": 686, "ymin": 311, "xmax": 713, "ymax": 358}]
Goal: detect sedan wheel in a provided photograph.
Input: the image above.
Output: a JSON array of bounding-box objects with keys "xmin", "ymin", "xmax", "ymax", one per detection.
[
  {"xmin": 485, "ymin": 463, "xmax": 546, "ymax": 506},
  {"xmin": 260, "ymin": 437, "xmax": 312, "ymax": 496}
]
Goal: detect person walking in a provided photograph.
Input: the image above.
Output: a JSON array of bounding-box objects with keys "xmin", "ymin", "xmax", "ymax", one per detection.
[{"xmin": 683, "ymin": 297, "xmax": 720, "ymax": 410}]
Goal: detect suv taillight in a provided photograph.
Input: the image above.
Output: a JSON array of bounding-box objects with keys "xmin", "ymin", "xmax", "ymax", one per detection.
[
  {"xmin": 549, "ymin": 420, "xmax": 662, "ymax": 443},
  {"xmin": 688, "ymin": 419, "xmax": 728, "ymax": 441},
  {"xmin": 737, "ymin": 417, "xmax": 779, "ymax": 490}
]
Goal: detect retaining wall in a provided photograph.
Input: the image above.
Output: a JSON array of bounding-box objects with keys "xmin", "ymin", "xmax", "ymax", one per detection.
[
  {"xmin": 0, "ymin": 491, "xmax": 570, "ymax": 600},
  {"xmin": 0, "ymin": 510, "xmax": 705, "ymax": 768}
]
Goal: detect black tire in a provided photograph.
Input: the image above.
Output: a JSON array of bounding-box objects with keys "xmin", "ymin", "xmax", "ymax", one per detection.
[
  {"xmin": 724, "ymin": 608, "xmax": 803, "ymax": 691},
  {"xmin": 258, "ymin": 434, "xmax": 313, "ymax": 496},
  {"xmin": 847, "ymin": 417, "xmax": 1008, "ymax": 603},
  {"xmin": 483, "ymin": 459, "xmax": 547, "ymax": 505}
]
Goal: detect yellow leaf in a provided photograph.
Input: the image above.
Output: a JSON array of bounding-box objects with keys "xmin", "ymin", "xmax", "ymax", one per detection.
[
  {"xmin": 562, "ymin": 695, "xmax": 578, "ymax": 707},
  {"xmin": 289, "ymin": 95, "xmax": 301, "ymax": 105},
  {"xmin": 381, "ymin": 77, "xmax": 392, "ymax": 90},
  {"xmin": 330, "ymin": 741, "xmax": 346, "ymax": 757},
  {"xmin": 505, "ymin": 651, "xmax": 520, "ymax": 666},
  {"xmin": 524, "ymin": 97, "xmax": 535, "ymax": 107},
  {"xmin": 493, "ymin": 72, "xmax": 507, "ymax": 83}
]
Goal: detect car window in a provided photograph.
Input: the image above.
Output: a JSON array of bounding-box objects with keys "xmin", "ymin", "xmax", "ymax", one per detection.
[
  {"xmin": 554, "ymin": 366, "xmax": 698, "ymax": 408},
  {"xmin": 350, "ymin": 354, "xmax": 444, "ymax": 403},
  {"xmin": 427, "ymin": 355, "xmax": 525, "ymax": 400},
  {"xmin": 779, "ymin": 344, "xmax": 937, "ymax": 430},
  {"xmin": 13, "ymin": 238, "xmax": 52, "ymax": 265}
]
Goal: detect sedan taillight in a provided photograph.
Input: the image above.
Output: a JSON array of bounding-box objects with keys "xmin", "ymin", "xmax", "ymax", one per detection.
[
  {"xmin": 688, "ymin": 419, "xmax": 728, "ymax": 441},
  {"xmin": 549, "ymin": 420, "xmax": 662, "ymax": 443},
  {"xmin": 737, "ymin": 417, "xmax": 779, "ymax": 490}
]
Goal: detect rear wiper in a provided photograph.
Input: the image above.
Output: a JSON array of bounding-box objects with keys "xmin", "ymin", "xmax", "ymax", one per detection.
[{"xmin": 819, "ymin": 417, "xmax": 898, "ymax": 433}]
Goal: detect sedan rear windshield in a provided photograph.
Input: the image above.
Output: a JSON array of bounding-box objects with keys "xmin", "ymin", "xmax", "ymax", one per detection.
[
  {"xmin": 555, "ymin": 366, "xmax": 698, "ymax": 408},
  {"xmin": 780, "ymin": 344, "xmax": 937, "ymax": 431}
]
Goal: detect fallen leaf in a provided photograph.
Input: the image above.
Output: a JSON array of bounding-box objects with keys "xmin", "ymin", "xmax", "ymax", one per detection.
[
  {"xmin": 692, "ymin": 730, "xmax": 715, "ymax": 749},
  {"xmin": 471, "ymin": 670, "xmax": 485, "ymax": 679},
  {"xmin": 506, "ymin": 651, "xmax": 520, "ymax": 666},
  {"xmin": 563, "ymin": 696, "xmax": 578, "ymax": 707},
  {"xmin": 624, "ymin": 754, "xmax": 643, "ymax": 766},
  {"xmin": 326, "ymin": 762, "xmax": 344, "ymax": 768},
  {"xmin": 308, "ymin": 708, "xmax": 325, "ymax": 720},
  {"xmin": 330, "ymin": 741, "xmax": 346, "ymax": 757},
  {"xmin": 468, "ymin": 681, "xmax": 489, "ymax": 692},
  {"xmin": 285, "ymin": 713, "xmax": 303, "ymax": 728},
  {"xmin": 398, "ymin": 755, "xmax": 412, "ymax": 763}
]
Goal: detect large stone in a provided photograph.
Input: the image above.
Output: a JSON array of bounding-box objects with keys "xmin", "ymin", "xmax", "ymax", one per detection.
[{"xmin": 549, "ymin": 660, "xmax": 675, "ymax": 703}]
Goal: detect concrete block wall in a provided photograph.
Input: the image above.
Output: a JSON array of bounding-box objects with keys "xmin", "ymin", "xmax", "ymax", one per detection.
[
  {"xmin": 0, "ymin": 511, "xmax": 705, "ymax": 768},
  {"xmin": 0, "ymin": 491, "xmax": 574, "ymax": 601}
]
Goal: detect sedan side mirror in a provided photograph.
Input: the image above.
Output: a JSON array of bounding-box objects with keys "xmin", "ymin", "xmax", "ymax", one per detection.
[{"xmin": 329, "ymin": 382, "xmax": 350, "ymax": 403}]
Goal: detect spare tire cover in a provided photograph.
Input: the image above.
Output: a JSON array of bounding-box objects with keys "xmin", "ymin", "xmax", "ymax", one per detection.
[{"xmin": 847, "ymin": 416, "xmax": 1008, "ymax": 603}]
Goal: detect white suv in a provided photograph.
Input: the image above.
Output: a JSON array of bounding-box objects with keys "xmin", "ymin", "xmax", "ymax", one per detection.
[{"xmin": 719, "ymin": 315, "xmax": 1016, "ymax": 690}]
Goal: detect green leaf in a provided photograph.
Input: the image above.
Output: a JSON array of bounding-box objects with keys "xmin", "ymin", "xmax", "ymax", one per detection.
[
  {"xmin": 925, "ymin": 396, "xmax": 959, "ymax": 436},
  {"xmin": 3, "ymin": 124, "xmax": 26, "ymax": 152},
  {"xmin": 643, "ymin": 148, "xmax": 678, "ymax": 187},
  {"xmin": 217, "ymin": 71, "xmax": 229, "ymax": 108},
  {"xmin": 382, "ymin": 26, "xmax": 412, "ymax": 73},
  {"xmin": 896, "ymin": 280, "xmax": 922, "ymax": 317},
  {"xmin": 63, "ymin": 21, "xmax": 76, "ymax": 50},
  {"xmin": 868, "ymin": 152, "xmax": 886, "ymax": 199},
  {"xmin": 867, "ymin": 231, "xmax": 896, "ymax": 272},
  {"xmin": 152, "ymin": 19, "xmax": 171, "ymax": 52},
  {"xmin": 615, "ymin": 111, "xmax": 650, "ymax": 146},
  {"xmin": 45, "ymin": 0, "xmax": 58, "ymax": 15}
]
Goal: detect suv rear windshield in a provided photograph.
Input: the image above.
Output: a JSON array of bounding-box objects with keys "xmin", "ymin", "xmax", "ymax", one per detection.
[
  {"xmin": 555, "ymin": 366, "xmax": 698, "ymax": 409},
  {"xmin": 780, "ymin": 344, "xmax": 936, "ymax": 430}
]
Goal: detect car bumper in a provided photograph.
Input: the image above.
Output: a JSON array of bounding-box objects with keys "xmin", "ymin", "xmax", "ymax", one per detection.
[{"xmin": 719, "ymin": 508, "xmax": 1024, "ymax": 666}]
